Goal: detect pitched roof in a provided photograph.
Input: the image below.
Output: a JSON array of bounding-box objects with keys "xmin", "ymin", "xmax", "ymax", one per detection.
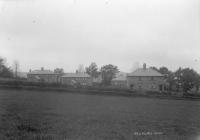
[
  {"xmin": 112, "ymin": 76, "xmax": 127, "ymax": 81},
  {"xmin": 17, "ymin": 72, "xmax": 28, "ymax": 78},
  {"xmin": 112, "ymin": 72, "xmax": 127, "ymax": 81},
  {"xmin": 28, "ymin": 70, "xmax": 56, "ymax": 75},
  {"xmin": 127, "ymin": 68, "xmax": 163, "ymax": 77},
  {"xmin": 61, "ymin": 73, "xmax": 91, "ymax": 78},
  {"xmin": 116, "ymin": 71, "xmax": 127, "ymax": 77}
]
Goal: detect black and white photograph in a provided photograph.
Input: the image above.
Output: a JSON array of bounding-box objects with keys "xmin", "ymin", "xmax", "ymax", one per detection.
[{"xmin": 0, "ymin": 0, "xmax": 200, "ymax": 139}]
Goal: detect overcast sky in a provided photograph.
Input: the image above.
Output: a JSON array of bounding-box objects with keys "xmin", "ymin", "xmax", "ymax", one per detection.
[{"xmin": 0, "ymin": 0, "xmax": 199, "ymax": 73}]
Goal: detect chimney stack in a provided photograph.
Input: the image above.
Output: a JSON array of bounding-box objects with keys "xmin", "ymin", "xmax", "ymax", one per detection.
[{"xmin": 143, "ymin": 63, "xmax": 146, "ymax": 70}]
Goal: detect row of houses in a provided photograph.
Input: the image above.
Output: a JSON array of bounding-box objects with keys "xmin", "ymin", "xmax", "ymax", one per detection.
[
  {"xmin": 27, "ymin": 63, "xmax": 166, "ymax": 91},
  {"xmin": 27, "ymin": 67, "xmax": 92, "ymax": 86}
]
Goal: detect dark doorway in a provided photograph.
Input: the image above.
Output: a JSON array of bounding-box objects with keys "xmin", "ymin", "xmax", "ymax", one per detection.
[
  {"xmin": 130, "ymin": 84, "xmax": 134, "ymax": 89},
  {"xmin": 159, "ymin": 85, "xmax": 163, "ymax": 91}
]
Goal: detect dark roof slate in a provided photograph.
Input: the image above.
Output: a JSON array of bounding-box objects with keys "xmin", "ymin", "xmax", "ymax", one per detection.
[{"xmin": 127, "ymin": 68, "xmax": 163, "ymax": 77}]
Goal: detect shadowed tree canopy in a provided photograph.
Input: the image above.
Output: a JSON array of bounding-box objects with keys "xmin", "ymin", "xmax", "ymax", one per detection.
[
  {"xmin": 0, "ymin": 57, "xmax": 13, "ymax": 78},
  {"xmin": 173, "ymin": 67, "xmax": 200, "ymax": 93},
  {"xmin": 86, "ymin": 62, "xmax": 99, "ymax": 78},
  {"xmin": 180, "ymin": 68, "xmax": 200, "ymax": 93},
  {"xmin": 150, "ymin": 66, "xmax": 159, "ymax": 72},
  {"xmin": 159, "ymin": 67, "xmax": 171, "ymax": 75},
  {"xmin": 149, "ymin": 66, "xmax": 200, "ymax": 92},
  {"xmin": 54, "ymin": 68, "xmax": 64, "ymax": 75},
  {"xmin": 150, "ymin": 66, "xmax": 171, "ymax": 76},
  {"xmin": 100, "ymin": 64, "xmax": 119, "ymax": 86},
  {"xmin": 158, "ymin": 67, "xmax": 173, "ymax": 81}
]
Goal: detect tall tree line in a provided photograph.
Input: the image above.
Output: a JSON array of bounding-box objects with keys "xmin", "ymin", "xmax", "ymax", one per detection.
[
  {"xmin": 150, "ymin": 66, "xmax": 200, "ymax": 93},
  {"xmin": 86, "ymin": 62, "xmax": 119, "ymax": 86},
  {"xmin": 0, "ymin": 57, "xmax": 13, "ymax": 78}
]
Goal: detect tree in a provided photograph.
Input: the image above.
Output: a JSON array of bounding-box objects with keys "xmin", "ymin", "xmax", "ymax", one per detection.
[
  {"xmin": 100, "ymin": 64, "xmax": 119, "ymax": 85},
  {"xmin": 0, "ymin": 57, "xmax": 13, "ymax": 78},
  {"xmin": 174, "ymin": 67, "xmax": 183, "ymax": 92},
  {"xmin": 13, "ymin": 60, "xmax": 19, "ymax": 78},
  {"xmin": 76, "ymin": 64, "xmax": 85, "ymax": 73},
  {"xmin": 86, "ymin": 62, "xmax": 99, "ymax": 78},
  {"xmin": 167, "ymin": 72, "xmax": 176, "ymax": 91},
  {"xmin": 158, "ymin": 66, "xmax": 173, "ymax": 80},
  {"xmin": 159, "ymin": 67, "xmax": 170, "ymax": 75},
  {"xmin": 172, "ymin": 67, "xmax": 200, "ymax": 93},
  {"xmin": 150, "ymin": 66, "xmax": 159, "ymax": 72},
  {"xmin": 157, "ymin": 66, "xmax": 173, "ymax": 90},
  {"xmin": 54, "ymin": 68, "xmax": 64, "ymax": 75},
  {"xmin": 150, "ymin": 66, "xmax": 171, "ymax": 76},
  {"xmin": 180, "ymin": 68, "xmax": 200, "ymax": 93}
]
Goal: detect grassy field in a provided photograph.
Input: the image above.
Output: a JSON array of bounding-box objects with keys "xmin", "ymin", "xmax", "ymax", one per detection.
[{"xmin": 0, "ymin": 89, "xmax": 200, "ymax": 140}]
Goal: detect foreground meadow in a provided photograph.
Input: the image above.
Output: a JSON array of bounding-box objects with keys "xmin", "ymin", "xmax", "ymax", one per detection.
[{"xmin": 0, "ymin": 89, "xmax": 200, "ymax": 140}]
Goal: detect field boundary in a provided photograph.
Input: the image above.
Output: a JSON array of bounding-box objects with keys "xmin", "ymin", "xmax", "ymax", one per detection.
[{"xmin": 1, "ymin": 85, "xmax": 200, "ymax": 101}]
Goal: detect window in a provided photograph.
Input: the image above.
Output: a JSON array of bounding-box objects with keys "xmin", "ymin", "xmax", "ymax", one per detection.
[
  {"xmin": 130, "ymin": 84, "xmax": 134, "ymax": 89},
  {"xmin": 152, "ymin": 84, "xmax": 156, "ymax": 89},
  {"xmin": 159, "ymin": 85, "xmax": 163, "ymax": 91}
]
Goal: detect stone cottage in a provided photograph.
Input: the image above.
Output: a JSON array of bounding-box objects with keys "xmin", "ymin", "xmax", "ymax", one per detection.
[{"xmin": 127, "ymin": 64, "xmax": 165, "ymax": 91}]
